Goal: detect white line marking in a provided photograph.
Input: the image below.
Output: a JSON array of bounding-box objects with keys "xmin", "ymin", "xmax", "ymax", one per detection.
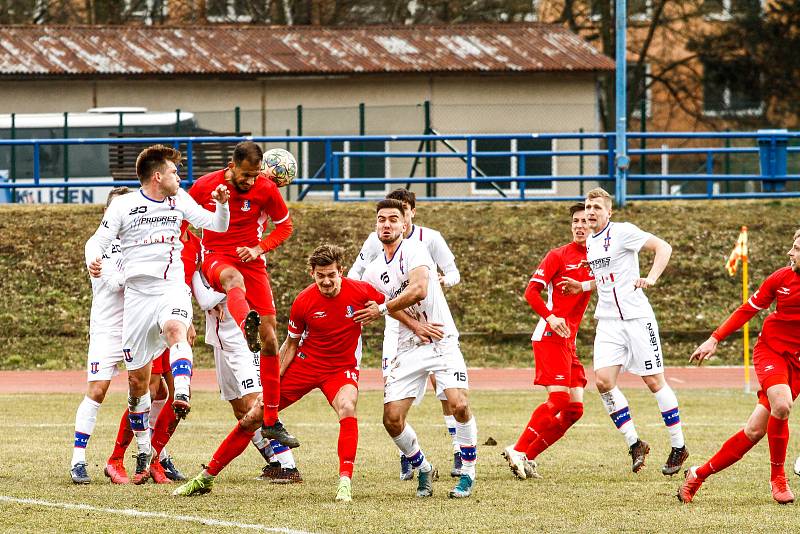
[
  {"xmin": 0, "ymin": 495, "xmax": 315, "ymax": 534},
  {"xmin": 669, "ymin": 377, "xmax": 686, "ymax": 383}
]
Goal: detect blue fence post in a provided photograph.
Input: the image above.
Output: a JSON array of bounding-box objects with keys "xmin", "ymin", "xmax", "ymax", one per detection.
[
  {"xmin": 186, "ymin": 139, "xmax": 194, "ymax": 185},
  {"xmin": 607, "ymin": 135, "xmax": 616, "ymax": 185},
  {"xmin": 466, "ymin": 137, "xmax": 473, "ymax": 183},
  {"xmin": 63, "ymin": 112, "xmax": 70, "ymax": 203},
  {"xmin": 705, "ymin": 151, "xmax": 714, "ymax": 198},
  {"xmin": 33, "ymin": 143, "xmax": 40, "ymax": 184},
  {"xmin": 519, "ymin": 153, "xmax": 527, "ymax": 200}
]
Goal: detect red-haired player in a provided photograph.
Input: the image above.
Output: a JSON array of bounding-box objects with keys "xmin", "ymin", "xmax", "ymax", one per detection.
[
  {"xmin": 188, "ymin": 141, "xmax": 297, "ymax": 448},
  {"xmin": 679, "ymin": 229, "xmax": 800, "ymax": 505},
  {"xmin": 502, "ymin": 203, "xmax": 593, "ymax": 480}
]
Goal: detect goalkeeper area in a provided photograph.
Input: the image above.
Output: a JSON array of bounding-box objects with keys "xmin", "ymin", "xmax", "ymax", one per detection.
[{"xmin": 1, "ymin": 386, "xmax": 798, "ymax": 533}]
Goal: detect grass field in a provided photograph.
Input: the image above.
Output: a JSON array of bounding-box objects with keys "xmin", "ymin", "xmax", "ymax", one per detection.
[{"xmin": 2, "ymin": 388, "xmax": 799, "ymax": 533}]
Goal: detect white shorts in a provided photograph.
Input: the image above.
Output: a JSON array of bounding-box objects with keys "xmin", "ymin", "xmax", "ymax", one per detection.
[
  {"xmin": 593, "ymin": 317, "xmax": 664, "ymax": 376},
  {"xmin": 122, "ymin": 285, "xmax": 193, "ymax": 371},
  {"xmin": 86, "ymin": 330, "xmax": 124, "ymax": 382},
  {"xmin": 381, "ymin": 316, "xmax": 400, "ymax": 378},
  {"xmin": 206, "ymin": 309, "xmax": 262, "ymax": 401},
  {"xmin": 384, "ymin": 336, "xmax": 469, "ymax": 406}
]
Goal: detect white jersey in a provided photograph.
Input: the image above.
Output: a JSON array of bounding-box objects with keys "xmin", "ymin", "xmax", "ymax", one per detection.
[
  {"xmin": 586, "ymin": 221, "xmax": 655, "ymax": 320},
  {"xmin": 348, "ymin": 225, "xmax": 460, "ymax": 287},
  {"xmin": 85, "ymin": 188, "xmax": 229, "ymax": 294},
  {"xmin": 363, "ymin": 239, "xmax": 459, "ymax": 347},
  {"xmin": 86, "ymin": 238, "xmax": 124, "ymax": 334}
]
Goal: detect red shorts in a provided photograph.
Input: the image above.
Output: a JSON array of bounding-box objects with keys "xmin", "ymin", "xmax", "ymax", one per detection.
[
  {"xmin": 151, "ymin": 348, "xmax": 170, "ymax": 375},
  {"xmin": 754, "ymin": 342, "xmax": 800, "ymax": 409},
  {"xmin": 279, "ymin": 359, "xmax": 359, "ymax": 411},
  {"xmin": 532, "ymin": 339, "xmax": 587, "ymax": 388},
  {"xmin": 202, "ymin": 253, "xmax": 276, "ymax": 316}
]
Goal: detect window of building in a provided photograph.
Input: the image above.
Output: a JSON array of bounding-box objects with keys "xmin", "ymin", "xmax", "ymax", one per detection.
[
  {"xmin": 628, "ymin": 64, "xmax": 652, "ymax": 119},
  {"xmin": 125, "ymin": 0, "xmax": 167, "ymax": 25},
  {"xmin": 207, "ymin": 0, "xmax": 253, "ymax": 22},
  {"xmin": 703, "ymin": 58, "xmax": 763, "ymax": 116},
  {"xmin": 590, "ymin": 0, "xmax": 650, "ymax": 22},
  {"xmin": 703, "ymin": 0, "xmax": 762, "ymax": 20},
  {"xmin": 472, "ymin": 138, "xmax": 553, "ymax": 195}
]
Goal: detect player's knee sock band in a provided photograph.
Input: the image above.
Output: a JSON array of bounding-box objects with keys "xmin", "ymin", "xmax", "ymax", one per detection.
[
  {"xmin": 600, "ymin": 387, "xmax": 639, "ymax": 447},
  {"xmin": 72, "ymin": 396, "xmax": 101, "ymax": 465},
  {"xmin": 444, "ymin": 414, "xmax": 458, "ymax": 452},
  {"xmin": 269, "ymin": 439, "xmax": 296, "ymax": 468},
  {"xmin": 654, "ymin": 384, "xmax": 684, "ymax": 448},
  {"xmin": 455, "ymin": 417, "xmax": 478, "ymax": 479},
  {"xmin": 128, "ymin": 392, "xmax": 152, "ymax": 455},
  {"xmin": 696, "ymin": 429, "xmax": 756, "ymax": 480},
  {"xmin": 227, "ymin": 287, "xmax": 250, "ymax": 328},
  {"xmin": 392, "ymin": 424, "xmax": 430, "ymax": 471},
  {"xmin": 338, "ymin": 417, "xmax": 358, "ymax": 478},
  {"xmin": 260, "ymin": 354, "xmax": 280, "ymax": 426},
  {"xmin": 767, "ymin": 415, "xmax": 790, "ymax": 479},
  {"xmin": 169, "ymin": 342, "xmax": 194, "ymax": 395},
  {"xmin": 207, "ymin": 422, "xmax": 255, "ymax": 476}
]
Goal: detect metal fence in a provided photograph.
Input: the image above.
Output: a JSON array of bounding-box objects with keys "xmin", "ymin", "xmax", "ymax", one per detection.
[{"xmin": 0, "ymin": 129, "xmax": 798, "ymax": 204}]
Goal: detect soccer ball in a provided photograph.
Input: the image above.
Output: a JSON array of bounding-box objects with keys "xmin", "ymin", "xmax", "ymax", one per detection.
[{"xmin": 261, "ymin": 148, "xmax": 297, "ymax": 187}]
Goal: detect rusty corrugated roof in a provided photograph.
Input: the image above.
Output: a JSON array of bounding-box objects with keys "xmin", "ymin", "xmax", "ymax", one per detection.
[{"xmin": 0, "ymin": 24, "xmax": 614, "ymax": 77}]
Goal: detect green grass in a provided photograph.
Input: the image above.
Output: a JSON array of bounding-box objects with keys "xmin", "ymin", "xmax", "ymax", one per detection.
[
  {"xmin": 1, "ymin": 199, "xmax": 798, "ymax": 369},
  {"xmin": 1, "ymin": 389, "xmax": 798, "ymax": 533}
]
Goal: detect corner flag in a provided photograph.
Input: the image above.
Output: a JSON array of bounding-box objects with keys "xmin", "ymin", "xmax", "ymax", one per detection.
[
  {"xmin": 726, "ymin": 226, "xmax": 748, "ymax": 277},
  {"xmin": 725, "ymin": 226, "xmax": 751, "ymax": 393}
]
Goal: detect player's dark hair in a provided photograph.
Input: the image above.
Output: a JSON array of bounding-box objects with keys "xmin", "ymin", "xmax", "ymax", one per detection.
[
  {"xmin": 794, "ymin": 228, "xmax": 800, "ymax": 241},
  {"xmin": 386, "ymin": 188, "xmax": 416, "ymax": 209},
  {"xmin": 308, "ymin": 244, "xmax": 345, "ymax": 271},
  {"xmin": 376, "ymin": 198, "xmax": 405, "ymax": 215},
  {"xmin": 106, "ymin": 186, "xmax": 130, "ymax": 207},
  {"xmin": 232, "ymin": 141, "xmax": 263, "ymax": 166},
  {"xmin": 135, "ymin": 144, "xmax": 182, "ymax": 184},
  {"xmin": 569, "ymin": 203, "xmax": 586, "ymax": 217}
]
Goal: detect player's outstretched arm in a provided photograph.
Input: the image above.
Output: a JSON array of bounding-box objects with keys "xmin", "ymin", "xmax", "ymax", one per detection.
[
  {"xmin": 557, "ymin": 276, "xmax": 594, "ymax": 295},
  {"xmin": 183, "ymin": 186, "xmax": 230, "ymax": 232},
  {"xmin": 689, "ymin": 336, "xmax": 718, "ymax": 366},
  {"xmin": 636, "ymin": 236, "xmax": 672, "ymax": 288},
  {"xmin": 347, "ymin": 233, "xmax": 381, "ymax": 280},
  {"xmin": 431, "ymin": 233, "xmax": 460, "ymax": 287}
]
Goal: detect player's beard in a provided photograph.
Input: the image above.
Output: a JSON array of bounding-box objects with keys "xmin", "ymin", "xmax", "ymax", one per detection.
[{"xmin": 379, "ymin": 231, "xmax": 401, "ymax": 245}]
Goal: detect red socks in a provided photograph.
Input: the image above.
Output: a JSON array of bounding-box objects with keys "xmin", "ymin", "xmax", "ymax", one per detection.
[
  {"xmin": 696, "ymin": 429, "xmax": 757, "ymax": 480},
  {"xmin": 227, "ymin": 287, "xmax": 250, "ymax": 328},
  {"xmin": 338, "ymin": 417, "xmax": 358, "ymax": 478},
  {"xmin": 514, "ymin": 391, "xmax": 571, "ymax": 453},
  {"xmin": 525, "ymin": 402, "xmax": 583, "ymax": 460},
  {"xmin": 768, "ymin": 416, "xmax": 790, "ymax": 479},
  {"xmin": 151, "ymin": 403, "xmax": 179, "ymax": 459},
  {"xmin": 109, "ymin": 408, "xmax": 134, "ymax": 461},
  {"xmin": 260, "ymin": 353, "xmax": 280, "ymax": 426},
  {"xmin": 206, "ymin": 422, "xmax": 254, "ymax": 476}
]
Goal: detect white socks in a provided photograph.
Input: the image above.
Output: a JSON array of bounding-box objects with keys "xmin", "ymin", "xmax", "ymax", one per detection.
[
  {"xmin": 128, "ymin": 392, "xmax": 152, "ymax": 455},
  {"xmin": 600, "ymin": 387, "xmax": 639, "ymax": 447},
  {"xmin": 169, "ymin": 342, "xmax": 194, "ymax": 396},
  {"xmin": 654, "ymin": 384, "xmax": 685, "ymax": 448},
  {"xmin": 455, "ymin": 417, "xmax": 478, "ymax": 479},
  {"xmin": 444, "ymin": 414, "xmax": 459, "ymax": 453},
  {"xmin": 72, "ymin": 396, "xmax": 101, "ymax": 466},
  {"xmin": 392, "ymin": 424, "xmax": 431, "ymax": 473},
  {"xmin": 270, "ymin": 439, "xmax": 296, "ymax": 468}
]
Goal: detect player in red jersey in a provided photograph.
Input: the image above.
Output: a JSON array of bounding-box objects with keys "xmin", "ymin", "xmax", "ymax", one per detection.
[
  {"xmin": 678, "ymin": 229, "xmax": 800, "ymax": 505},
  {"xmin": 105, "ymin": 225, "xmax": 201, "ymax": 484},
  {"xmin": 502, "ymin": 203, "xmax": 593, "ymax": 480},
  {"xmin": 174, "ymin": 244, "xmax": 385, "ymax": 502},
  {"xmin": 188, "ymin": 141, "xmax": 297, "ymax": 447}
]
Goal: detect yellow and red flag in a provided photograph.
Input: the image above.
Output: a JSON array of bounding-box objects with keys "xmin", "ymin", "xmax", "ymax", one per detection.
[{"xmin": 726, "ymin": 226, "xmax": 748, "ymax": 277}]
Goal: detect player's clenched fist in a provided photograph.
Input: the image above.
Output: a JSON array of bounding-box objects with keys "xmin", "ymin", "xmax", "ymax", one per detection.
[{"xmin": 211, "ymin": 184, "xmax": 230, "ymax": 204}]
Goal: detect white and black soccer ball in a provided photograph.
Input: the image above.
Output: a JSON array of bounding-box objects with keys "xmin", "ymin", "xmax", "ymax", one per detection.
[{"xmin": 261, "ymin": 148, "xmax": 297, "ymax": 187}]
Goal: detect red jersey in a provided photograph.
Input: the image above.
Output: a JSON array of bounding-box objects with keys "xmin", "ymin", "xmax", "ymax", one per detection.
[
  {"xmin": 287, "ymin": 278, "xmax": 386, "ymax": 371},
  {"xmin": 713, "ymin": 266, "xmax": 800, "ymax": 356},
  {"xmin": 180, "ymin": 230, "xmax": 202, "ymax": 288},
  {"xmin": 526, "ymin": 241, "xmax": 593, "ymax": 344},
  {"xmin": 188, "ymin": 169, "xmax": 289, "ymax": 255}
]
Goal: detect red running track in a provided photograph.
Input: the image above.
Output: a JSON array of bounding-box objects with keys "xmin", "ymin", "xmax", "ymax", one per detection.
[{"xmin": 0, "ymin": 366, "xmax": 756, "ymax": 394}]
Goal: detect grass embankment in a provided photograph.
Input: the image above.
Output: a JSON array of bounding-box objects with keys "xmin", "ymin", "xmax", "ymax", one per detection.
[{"xmin": 0, "ymin": 199, "xmax": 796, "ymax": 370}]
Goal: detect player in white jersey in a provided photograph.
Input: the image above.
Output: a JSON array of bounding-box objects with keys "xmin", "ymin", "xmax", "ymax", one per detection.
[
  {"xmin": 191, "ymin": 272, "xmax": 301, "ymax": 483},
  {"xmin": 70, "ymin": 187, "xmax": 131, "ymax": 484},
  {"xmin": 354, "ymin": 199, "xmax": 478, "ymax": 499},
  {"xmin": 348, "ymin": 188, "xmax": 463, "ymax": 480},
  {"xmin": 85, "ymin": 145, "xmax": 230, "ymax": 484},
  {"xmin": 578, "ymin": 187, "xmax": 688, "ymax": 475}
]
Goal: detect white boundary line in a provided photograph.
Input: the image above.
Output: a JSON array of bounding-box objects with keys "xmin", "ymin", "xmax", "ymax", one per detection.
[{"xmin": 0, "ymin": 495, "xmax": 316, "ymax": 534}]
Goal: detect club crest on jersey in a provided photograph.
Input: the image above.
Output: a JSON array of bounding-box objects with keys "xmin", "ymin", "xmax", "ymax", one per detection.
[
  {"xmin": 168, "ymin": 197, "xmax": 176, "ymax": 210},
  {"xmin": 123, "ymin": 349, "xmax": 133, "ymax": 363},
  {"xmin": 90, "ymin": 361, "xmax": 99, "ymax": 374},
  {"xmin": 241, "ymin": 200, "xmax": 251, "ymax": 212},
  {"xmin": 345, "ymin": 306, "xmax": 354, "ymax": 318}
]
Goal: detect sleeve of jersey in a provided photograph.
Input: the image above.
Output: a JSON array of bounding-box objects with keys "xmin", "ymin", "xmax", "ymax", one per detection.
[
  {"xmin": 408, "ymin": 244, "xmax": 433, "ymax": 273},
  {"xmin": 711, "ymin": 276, "xmax": 775, "ymax": 341},
  {"xmin": 529, "ymin": 251, "xmax": 557, "ymax": 288},
  {"xmin": 620, "ymin": 222, "xmax": 653, "ymax": 252},
  {"xmin": 287, "ymin": 299, "xmax": 305, "ymax": 339},
  {"xmin": 432, "ymin": 233, "xmax": 460, "ymax": 287},
  {"xmin": 347, "ymin": 234, "xmax": 380, "ymax": 280},
  {"xmin": 85, "ymin": 205, "xmax": 121, "ymax": 265},
  {"xmin": 367, "ymin": 283, "xmax": 387, "ymax": 304},
  {"xmin": 182, "ymin": 189, "xmax": 230, "ymax": 232},
  {"xmin": 191, "ymin": 271, "xmax": 226, "ymax": 311},
  {"xmin": 258, "ymin": 216, "xmax": 293, "ymax": 253},
  {"xmin": 524, "ymin": 281, "xmax": 551, "ymax": 319}
]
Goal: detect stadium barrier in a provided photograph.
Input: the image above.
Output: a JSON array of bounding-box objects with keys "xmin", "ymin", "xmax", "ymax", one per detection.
[{"xmin": 0, "ymin": 131, "xmax": 798, "ymax": 203}]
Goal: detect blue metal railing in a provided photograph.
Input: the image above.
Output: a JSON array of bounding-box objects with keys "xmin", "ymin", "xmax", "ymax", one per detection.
[{"xmin": 0, "ymin": 131, "xmax": 798, "ymax": 202}]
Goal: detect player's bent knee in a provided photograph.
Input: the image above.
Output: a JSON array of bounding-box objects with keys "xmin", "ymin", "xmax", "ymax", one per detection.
[
  {"xmin": 382, "ymin": 411, "xmax": 405, "ymax": 434},
  {"xmin": 564, "ymin": 402, "xmax": 584, "ymax": 424},
  {"xmin": 162, "ymin": 321, "xmax": 186, "ymax": 345},
  {"xmin": 745, "ymin": 425, "xmax": 766, "ymax": 442},
  {"xmin": 771, "ymin": 401, "xmax": 792, "ymax": 420},
  {"xmin": 86, "ymin": 381, "xmax": 108, "ymax": 403}
]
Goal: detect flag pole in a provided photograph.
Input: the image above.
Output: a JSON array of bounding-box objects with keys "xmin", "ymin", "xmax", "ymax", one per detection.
[{"xmin": 741, "ymin": 226, "xmax": 750, "ymax": 393}]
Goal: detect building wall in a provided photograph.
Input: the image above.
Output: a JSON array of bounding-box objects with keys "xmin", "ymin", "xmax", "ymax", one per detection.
[{"xmin": 0, "ymin": 72, "xmax": 602, "ymax": 199}]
